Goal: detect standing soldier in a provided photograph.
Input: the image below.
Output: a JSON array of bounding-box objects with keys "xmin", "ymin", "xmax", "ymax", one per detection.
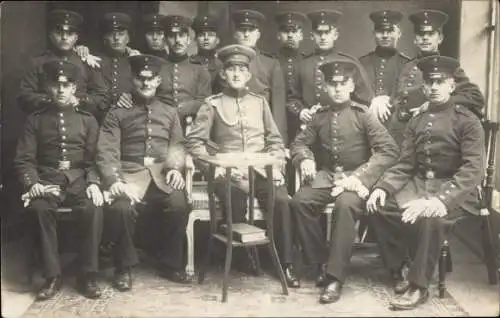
[
  {"xmin": 287, "ymin": 10, "xmax": 374, "ymax": 141},
  {"xmin": 15, "ymin": 61, "xmax": 104, "ymax": 300},
  {"xmin": 366, "ymin": 56, "xmax": 485, "ymax": 310},
  {"xmin": 373, "ymin": 10, "xmax": 485, "ymax": 146},
  {"xmin": 186, "ymin": 44, "xmax": 300, "ymax": 288},
  {"xmin": 360, "ymin": 10, "xmax": 411, "ymax": 122},
  {"xmin": 226, "ymin": 9, "xmax": 288, "ymax": 144},
  {"xmin": 140, "ymin": 13, "xmax": 169, "ymax": 59},
  {"xmin": 190, "ymin": 13, "xmax": 223, "ymax": 92},
  {"xmin": 18, "ymin": 9, "xmax": 106, "ymax": 115},
  {"xmin": 290, "ymin": 60, "xmax": 399, "ymax": 304},
  {"xmin": 97, "ymin": 55, "xmax": 191, "ymax": 291}
]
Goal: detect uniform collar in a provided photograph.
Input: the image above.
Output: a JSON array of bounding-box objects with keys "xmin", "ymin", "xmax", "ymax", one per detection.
[
  {"xmin": 144, "ymin": 47, "xmax": 169, "ymax": 59},
  {"xmin": 49, "ymin": 46, "xmax": 75, "ymax": 58},
  {"xmin": 168, "ymin": 52, "xmax": 189, "ymax": 63},
  {"xmin": 418, "ymin": 50, "xmax": 440, "ymax": 58},
  {"xmin": 428, "ymin": 98, "xmax": 453, "ymax": 113},
  {"xmin": 131, "ymin": 93, "xmax": 156, "ymax": 108},
  {"xmin": 103, "ymin": 47, "xmax": 128, "ymax": 58},
  {"xmin": 197, "ymin": 49, "xmax": 217, "ymax": 59},
  {"xmin": 374, "ymin": 46, "xmax": 398, "ymax": 57},
  {"xmin": 48, "ymin": 103, "xmax": 78, "ymax": 113},
  {"xmin": 279, "ymin": 47, "xmax": 301, "ymax": 58},
  {"xmin": 222, "ymin": 86, "xmax": 250, "ymax": 98},
  {"xmin": 328, "ymin": 100, "xmax": 351, "ymax": 111},
  {"xmin": 315, "ymin": 47, "xmax": 337, "ymax": 56}
]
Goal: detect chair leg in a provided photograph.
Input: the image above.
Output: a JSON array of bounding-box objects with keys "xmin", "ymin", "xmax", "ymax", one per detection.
[
  {"xmin": 439, "ymin": 240, "xmax": 449, "ymax": 298},
  {"xmin": 222, "ymin": 244, "xmax": 233, "ymax": 303},
  {"xmin": 326, "ymin": 213, "xmax": 332, "ymax": 243},
  {"xmin": 251, "ymin": 246, "xmax": 262, "ymax": 276},
  {"xmin": 446, "ymin": 247, "xmax": 453, "ymax": 273},
  {"xmin": 185, "ymin": 213, "xmax": 196, "ymax": 277},
  {"xmin": 481, "ymin": 216, "xmax": 498, "ymax": 285},
  {"xmin": 198, "ymin": 236, "xmax": 213, "ymax": 285},
  {"xmin": 267, "ymin": 242, "xmax": 289, "ymax": 296}
]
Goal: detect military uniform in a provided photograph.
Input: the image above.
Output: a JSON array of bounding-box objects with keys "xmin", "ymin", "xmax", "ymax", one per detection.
[
  {"xmin": 372, "ymin": 56, "xmax": 485, "ymax": 294},
  {"xmin": 14, "ymin": 61, "xmax": 103, "ymax": 280},
  {"xmin": 190, "ymin": 14, "xmax": 223, "ymax": 92},
  {"xmin": 97, "ymin": 55, "xmax": 189, "ymax": 271},
  {"xmin": 287, "ymin": 10, "xmax": 374, "ymax": 139},
  {"xmin": 290, "ymin": 61, "xmax": 399, "ymax": 284},
  {"xmin": 18, "ymin": 10, "xmax": 107, "ymax": 115},
  {"xmin": 140, "ymin": 14, "xmax": 169, "ymax": 59},
  {"xmin": 359, "ymin": 10, "xmax": 411, "ymax": 98},
  {"xmin": 186, "ymin": 44, "xmax": 295, "ymax": 267},
  {"xmin": 158, "ymin": 15, "xmax": 212, "ymax": 125},
  {"xmin": 387, "ymin": 10, "xmax": 485, "ymax": 146}
]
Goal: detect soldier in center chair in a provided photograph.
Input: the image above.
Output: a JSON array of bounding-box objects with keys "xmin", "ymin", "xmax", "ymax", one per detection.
[
  {"xmin": 290, "ymin": 60, "xmax": 399, "ymax": 304},
  {"xmin": 185, "ymin": 44, "xmax": 300, "ymax": 288},
  {"xmin": 97, "ymin": 54, "xmax": 192, "ymax": 292}
]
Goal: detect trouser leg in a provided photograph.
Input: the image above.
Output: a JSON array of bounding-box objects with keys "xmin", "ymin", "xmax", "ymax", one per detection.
[
  {"xmin": 325, "ymin": 192, "xmax": 364, "ymax": 283},
  {"xmin": 28, "ymin": 197, "xmax": 60, "ymax": 278},
  {"xmin": 289, "ymin": 186, "xmax": 332, "ymax": 265},
  {"xmin": 371, "ymin": 196, "xmax": 409, "ymax": 272},
  {"xmin": 213, "ymin": 181, "xmax": 248, "ymax": 223},
  {"xmin": 254, "ymin": 175, "xmax": 293, "ymax": 264},
  {"xmin": 74, "ymin": 198, "xmax": 103, "ymax": 274},
  {"xmin": 106, "ymin": 198, "xmax": 139, "ymax": 268}
]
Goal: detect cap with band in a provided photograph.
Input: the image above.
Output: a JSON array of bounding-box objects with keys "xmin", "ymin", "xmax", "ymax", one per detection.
[
  {"xmin": 129, "ymin": 55, "xmax": 164, "ymax": 78},
  {"xmin": 164, "ymin": 15, "xmax": 192, "ymax": 34},
  {"xmin": 101, "ymin": 12, "xmax": 132, "ymax": 32},
  {"xmin": 218, "ymin": 44, "xmax": 256, "ymax": 67},
  {"xmin": 275, "ymin": 11, "xmax": 308, "ymax": 31},
  {"xmin": 48, "ymin": 10, "xmax": 83, "ymax": 32},
  {"xmin": 307, "ymin": 10, "xmax": 343, "ymax": 29},
  {"xmin": 318, "ymin": 60, "xmax": 358, "ymax": 83},
  {"xmin": 192, "ymin": 14, "xmax": 219, "ymax": 33},
  {"xmin": 369, "ymin": 10, "xmax": 403, "ymax": 31},
  {"xmin": 417, "ymin": 55, "xmax": 459, "ymax": 80},
  {"xmin": 141, "ymin": 14, "xmax": 166, "ymax": 32},
  {"xmin": 43, "ymin": 60, "xmax": 80, "ymax": 83},
  {"xmin": 409, "ymin": 10, "xmax": 448, "ymax": 33},
  {"xmin": 232, "ymin": 10, "xmax": 266, "ymax": 29}
]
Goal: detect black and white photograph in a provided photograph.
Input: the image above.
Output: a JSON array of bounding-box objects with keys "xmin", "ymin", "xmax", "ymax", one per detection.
[{"xmin": 1, "ymin": 1, "xmax": 499, "ymax": 317}]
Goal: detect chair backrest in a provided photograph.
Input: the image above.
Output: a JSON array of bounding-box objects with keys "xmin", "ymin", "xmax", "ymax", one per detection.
[{"xmin": 480, "ymin": 120, "xmax": 499, "ymax": 215}]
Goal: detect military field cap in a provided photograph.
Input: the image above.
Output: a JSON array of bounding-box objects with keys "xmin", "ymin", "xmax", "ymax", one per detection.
[
  {"xmin": 141, "ymin": 14, "xmax": 166, "ymax": 32},
  {"xmin": 319, "ymin": 60, "xmax": 358, "ymax": 83},
  {"xmin": 48, "ymin": 10, "xmax": 83, "ymax": 32},
  {"xmin": 409, "ymin": 10, "xmax": 448, "ymax": 33},
  {"xmin": 218, "ymin": 44, "xmax": 256, "ymax": 67},
  {"xmin": 307, "ymin": 10, "xmax": 343, "ymax": 29},
  {"xmin": 129, "ymin": 54, "xmax": 164, "ymax": 78},
  {"xmin": 101, "ymin": 12, "xmax": 132, "ymax": 32},
  {"xmin": 43, "ymin": 60, "xmax": 80, "ymax": 83},
  {"xmin": 370, "ymin": 10, "xmax": 403, "ymax": 31},
  {"xmin": 232, "ymin": 9, "xmax": 266, "ymax": 29},
  {"xmin": 417, "ymin": 55, "xmax": 459, "ymax": 80},
  {"xmin": 275, "ymin": 11, "xmax": 309, "ymax": 31},
  {"xmin": 164, "ymin": 15, "xmax": 192, "ymax": 34},
  {"xmin": 192, "ymin": 14, "xmax": 219, "ymax": 33}
]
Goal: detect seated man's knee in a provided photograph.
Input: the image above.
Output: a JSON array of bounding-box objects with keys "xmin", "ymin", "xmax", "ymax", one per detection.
[
  {"xmin": 335, "ymin": 192, "xmax": 364, "ymax": 212},
  {"xmin": 108, "ymin": 198, "xmax": 134, "ymax": 217},
  {"xmin": 163, "ymin": 190, "xmax": 190, "ymax": 215},
  {"xmin": 28, "ymin": 198, "xmax": 54, "ymax": 216}
]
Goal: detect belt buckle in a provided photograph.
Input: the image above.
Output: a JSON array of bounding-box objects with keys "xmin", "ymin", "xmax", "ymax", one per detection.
[
  {"xmin": 58, "ymin": 160, "xmax": 70, "ymax": 171},
  {"xmin": 425, "ymin": 170, "xmax": 435, "ymax": 180},
  {"xmin": 143, "ymin": 156, "xmax": 155, "ymax": 166}
]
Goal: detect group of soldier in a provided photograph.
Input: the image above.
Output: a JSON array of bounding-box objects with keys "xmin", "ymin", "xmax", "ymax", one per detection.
[{"xmin": 13, "ymin": 5, "xmax": 486, "ymax": 312}]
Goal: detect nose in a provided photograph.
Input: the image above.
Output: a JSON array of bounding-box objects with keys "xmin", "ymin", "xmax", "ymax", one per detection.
[
  {"xmin": 430, "ymin": 82, "xmax": 439, "ymax": 90},
  {"xmin": 243, "ymin": 30, "xmax": 250, "ymax": 37},
  {"xmin": 57, "ymin": 84, "xmax": 65, "ymax": 93},
  {"xmin": 382, "ymin": 31, "xmax": 389, "ymax": 38}
]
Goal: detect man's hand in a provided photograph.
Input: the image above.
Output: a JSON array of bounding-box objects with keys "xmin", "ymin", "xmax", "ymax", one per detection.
[
  {"xmin": 116, "ymin": 93, "xmax": 133, "ymax": 109},
  {"xmin": 426, "ymin": 197, "xmax": 448, "ymax": 218},
  {"xmin": 409, "ymin": 101, "xmax": 430, "ymax": 117},
  {"xmin": 300, "ymin": 159, "xmax": 316, "ymax": 183},
  {"xmin": 28, "ymin": 183, "xmax": 47, "ymax": 199},
  {"xmin": 109, "ymin": 181, "xmax": 128, "ymax": 199},
  {"xmin": 214, "ymin": 167, "xmax": 226, "ymax": 180},
  {"xmin": 86, "ymin": 184, "xmax": 104, "ymax": 207},
  {"xmin": 69, "ymin": 95, "xmax": 80, "ymax": 107},
  {"xmin": 126, "ymin": 46, "xmax": 141, "ymax": 57},
  {"xmin": 165, "ymin": 170, "xmax": 185, "ymax": 190},
  {"xmin": 401, "ymin": 198, "xmax": 428, "ymax": 224},
  {"xmin": 369, "ymin": 95, "xmax": 392, "ymax": 123},
  {"xmin": 334, "ymin": 176, "xmax": 363, "ymax": 193},
  {"xmin": 273, "ymin": 170, "xmax": 285, "ymax": 187},
  {"xmin": 366, "ymin": 188, "xmax": 387, "ymax": 214},
  {"xmin": 299, "ymin": 108, "xmax": 314, "ymax": 123},
  {"xmin": 74, "ymin": 45, "xmax": 102, "ymax": 68}
]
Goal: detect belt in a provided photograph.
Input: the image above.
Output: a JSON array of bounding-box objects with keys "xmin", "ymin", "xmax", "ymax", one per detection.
[
  {"xmin": 41, "ymin": 161, "xmax": 86, "ymax": 171},
  {"xmin": 121, "ymin": 155, "xmax": 165, "ymax": 166},
  {"xmin": 417, "ymin": 168, "xmax": 453, "ymax": 180}
]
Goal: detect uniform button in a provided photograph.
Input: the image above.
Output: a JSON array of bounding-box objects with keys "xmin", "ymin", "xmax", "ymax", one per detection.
[
  {"xmin": 112, "ymin": 85, "xmax": 117, "ymax": 89},
  {"xmin": 288, "ymin": 72, "xmax": 292, "ymax": 76},
  {"xmin": 61, "ymin": 135, "xmax": 66, "ymax": 140},
  {"xmin": 439, "ymin": 195, "xmax": 445, "ymax": 200},
  {"xmin": 427, "ymin": 122, "xmax": 433, "ymax": 127},
  {"xmin": 333, "ymin": 137, "xmax": 338, "ymax": 142},
  {"xmin": 409, "ymin": 74, "xmax": 415, "ymax": 78},
  {"xmin": 174, "ymin": 76, "xmax": 179, "ymax": 80},
  {"xmin": 380, "ymin": 65, "xmax": 385, "ymax": 69},
  {"xmin": 429, "ymin": 114, "xmax": 435, "ymax": 118},
  {"xmin": 379, "ymin": 72, "xmax": 384, "ymax": 76},
  {"xmin": 59, "ymin": 112, "xmax": 64, "ymax": 117},
  {"xmin": 381, "ymin": 59, "xmax": 386, "ymax": 63},
  {"xmin": 332, "ymin": 121, "xmax": 338, "ymax": 125},
  {"xmin": 287, "ymin": 64, "xmax": 293, "ymax": 69},
  {"xmin": 426, "ymin": 170, "xmax": 435, "ymax": 179},
  {"xmin": 148, "ymin": 128, "xmax": 152, "ymax": 133},
  {"xmin": 174, "ymin": 98, "xmax": 179, "ymax": 103},
  {"xmin": 113, "ymin": 58, "xmax": 117, "ymax": 62},
  {"xmin": 319, "ymin": 56, "xmax": 325, "ymax": 61},
  {"xmin": 60, "ymin": 119, "xmax": 65, "ymax": 124},
  {"xmin": 288, "ymin": 58, "xmax": 292, "ymax": 63},
  {"xmin": 407, "ymin": 83, "xmax": 412, "ymax": 87},
  {"xmin": 62, "ymin": 149, "xmax": 67, "ymax": 153},
  {"xmin": 333, "ymin": 146, "xmax": 338, "ymax": 151},
  {"xmin": 61, "ymin": 142, "xmax": 66, "ymax": 147},
  {"xmin": 450, "ymin": 184, "xmax": 456, "ymax": 188},
  {"xmin": 61, "ymin": 127, "xmax": 66, "ymax": 132},
  {"xmin": 148, "ymin": 136, "xmax": 152, "ymax": 140},
  {"xmin": 445, "ymin": 190, "xmax": 451, "ymax": 194}
]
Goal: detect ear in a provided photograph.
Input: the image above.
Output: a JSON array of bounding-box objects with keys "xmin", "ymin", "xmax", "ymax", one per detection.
[
  {"xmin": 215, "ymin": 36, "xmax": 221, "ymax": 47},
  {"xmin": 438, "ymin": 32, "xmax": 444, "ymax": 45},
  {"xmin": 346, "ymin": 79, "xmax": 355, "ymax": 93},
  {"xmin": 332, "ymin": 28, "xmax": 339, "ymax": 41},
  {"xmin": 153, "ymin": 75, "xmax": 162, "ymax": 87},
  {"xmin": 219, "ymin": 68, "xmax": 227, "ymax": 80},
  {"xmin": 394, "ymin": 26, "xmax": 402, "ymax": 39},
  {"xmin": 297, "ymin": 29, "xmax": 304, "ymax": 41},
  {"xmin": 256, "ymin": 28, "xmax": 261, "ymax": 40},
  {"xmin": 448, "ymin": 78, "xmax": 456, "ymax": 93}
]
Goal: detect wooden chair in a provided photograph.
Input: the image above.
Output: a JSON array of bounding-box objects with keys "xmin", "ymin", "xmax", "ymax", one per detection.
[{"xmin": 437, "ymin": 120, "xmax": 499, "ymax": 298}]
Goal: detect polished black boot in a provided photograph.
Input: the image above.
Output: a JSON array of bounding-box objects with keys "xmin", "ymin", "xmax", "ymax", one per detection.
[
  {"xmin": 283, "ymin": 264, "xmax": 300, "ymax": 288},
  {"xmin": 391, "ymin": 262, "xmax": 410, "ymax": 294},
  {"xmin": 389, "ymin": 284, "xmax": 429, "ymax": 310},
  {"xmin": 315, "ymin": 263, "xmax": 328, "ymax": 287},
  {"xmin": 319, "ymin": 277, "xmax": 343, "ymax": 304},
  {"xmin": 77, "ymin": 272, "xmax": 102, "ymax": 299},
  {"xmin": 114, "ymin": 266, "xmax": 133, "ymax": 292},
  {"xmin": 36, "ymin": 276, "xmax": 63, "ymax": 301}
]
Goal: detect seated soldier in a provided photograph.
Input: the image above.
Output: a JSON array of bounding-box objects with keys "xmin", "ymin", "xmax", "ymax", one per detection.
[
  {"xmin": 96, "ymin": 55, "xmax": 191, "ymax": 292},
  {"xmin": 14, "ymin": 60, "xmax": 104, "ymax": 300},
  {"xmin": 289, "ymin": 60, "xmax": 399, "ymax": 304},
  {"xmin": 185, "ymin": 44, "xmax": 300, "ymax": 288},
  {"xmin": 366, "ymin": 56, "xmax": 485, "ymax": 310}
]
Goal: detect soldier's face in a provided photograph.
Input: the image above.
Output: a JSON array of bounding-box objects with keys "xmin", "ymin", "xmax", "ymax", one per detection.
[
  {"xmin": 104, "ymin": 29, "xmax": 130, "ymax": 53},
  {"xmin": 166, "ymin": 31, "xmax": 191, "ymax": 55},
  {"xmin": 47, "ymin": 81, "xmax": 77, "ymax": 107},
  {"xmin": 423, "ymin": 77, "xmax": 455, "ymax": 104},
  {"xmin": 145, "ymin": 30, "xmax": 166, "ymax": 51},
  {"xmin": 374, "ymin": 26, "xmax": 401, "ymax": 48},
  {"xmin": 277, "ymin": 27, "xmax": 303, "ymax": 50},
  {"xmin": 196, "ymin": 31, "xmax": 220, "ymax": 51},
  {"xmin": 234, "ymin": 26, "xmax": 261, "ymax": 48},
  {"xmin": 220, "ymin": 64, "xmax": 251, "ymax": 90},
  {"xmin": 312, "ymin": 25, "xmax": 338, "ymax": 51},
  {"xmin": 415, "ymin": 30, "xmax": 443, "ymax": 53},
  {"xmin": 49, "ymin": 28, "xmax": 79, "ymax": 51},
  {"xmin": 132, "ymin": 74, "xmax": 162, "ymax": 99},
  {"xmin": 325, "ymin": 79, "xmax": 354, "ymax": 104}
]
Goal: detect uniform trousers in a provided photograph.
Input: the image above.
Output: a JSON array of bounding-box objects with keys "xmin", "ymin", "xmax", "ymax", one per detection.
[
  {"xmin": 371, "ymin": 195, "xmax": 457, "ymax": 289},
  {"xmin": 290, "ymin": 186, "xmax": 366, "ymax": 283},
  {"xmin": 27, "ymin": 176, "xmax": 103, "ymax": 278},
  {"xmin": 213, "ymin": 173, "xmax": 294, "ymax": 265},
  {"xmin": 105, "ymin": 181, "xmax": 190, "ymax": 270}
]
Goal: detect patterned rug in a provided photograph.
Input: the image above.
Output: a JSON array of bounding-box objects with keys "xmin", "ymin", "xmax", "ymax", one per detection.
[{"xmin": 22, "ymin": 252, "xmax": 468, "ymax": 317}]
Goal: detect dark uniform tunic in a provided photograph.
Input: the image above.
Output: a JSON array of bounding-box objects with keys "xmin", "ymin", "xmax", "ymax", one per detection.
[
  {"xmin": 290, "ymin": 101, "xmax": 399, "ymax": 282},
  {"xmin": 14, "ymin": 104, "xmax": 103, "ymax": 278},
  {"xmin": 287, "ymin": 50, "xmax": 374, "ymax": 137},
  {"xmin": 185, "ymin": 89, "xmax": 294, "ymax": 264},
  {"xmin": 189, "ymin": 50, "xmax": 223, "ymax": 93},
  {"xmin": 372, "ymin": 100, "xmax": 485, "ymax": 288},
  {"xmin": 387, "ymin": 53, "xmax": 485, "ymax": 146},
  {"xmin": 97, "ymin": 97, "xmax": 189, "ymax": 269},
  {"xmin": 18, "ymin": 49, "xmax": 107, "ymax": 116},
  {"xmin": 156, "ymin": 54, "xmax": 212, "ymax": 125}
]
